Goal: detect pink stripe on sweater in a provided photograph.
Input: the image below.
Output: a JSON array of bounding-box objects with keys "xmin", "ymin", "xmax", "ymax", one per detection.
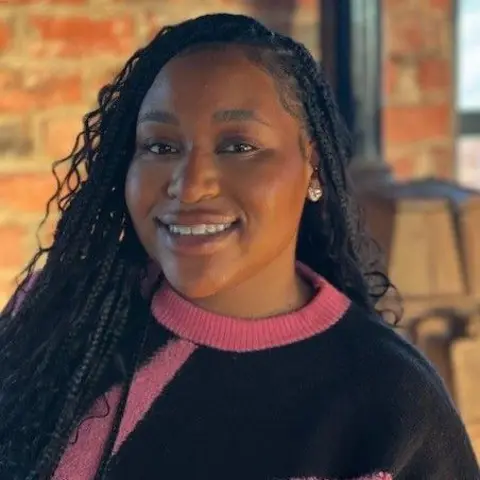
[
  {"xmin": 290, "ymin": 474, "xmax": 392, "ymax": 480},
  {"xmin": 54, "ymin": 339, "xmax": 197, "ymax": 480},
  {"xmin": 153, "ymin": 263, "xmax": 351, "ymax": 352},
  {"xmin": 8, "ymin": 272, "xmax": 38, "ymax": 315}
]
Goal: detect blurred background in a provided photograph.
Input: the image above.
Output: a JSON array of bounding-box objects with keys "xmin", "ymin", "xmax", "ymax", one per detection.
[{"xmin": 0, "ymin": 0, "xmax": 479, "ymax": 458}]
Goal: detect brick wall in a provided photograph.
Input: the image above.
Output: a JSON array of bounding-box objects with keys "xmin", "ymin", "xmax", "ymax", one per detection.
[
  {"xmin": 0, "ymin": 0, "xmax": 453, "ymax": 303},
  {"xmin": 384, "ymin": 0, "xmax": 455, "ymax": 179}
]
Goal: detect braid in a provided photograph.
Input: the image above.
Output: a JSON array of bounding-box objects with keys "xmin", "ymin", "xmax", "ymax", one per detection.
[
  {"xmin": 0, "ymin": 46, "xmax": 152, "ymax": 479},
  {"xmin": 30, "ymin": 260, "xmax": 139, "ymax": 480},
  {"xmin": 0, "ymin": 13, "xmax": 397, "ymax": 479}
]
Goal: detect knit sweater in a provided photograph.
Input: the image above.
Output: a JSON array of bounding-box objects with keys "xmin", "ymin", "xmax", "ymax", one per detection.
[{"xmin": 53, "ymin": 264, "xmax": 479, "ymax": 480}]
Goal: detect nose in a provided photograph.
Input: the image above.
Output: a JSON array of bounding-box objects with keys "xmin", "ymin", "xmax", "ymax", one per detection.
[{"xmin": 166, "ymin": 148, "xmax": 221, "ymax": 203}]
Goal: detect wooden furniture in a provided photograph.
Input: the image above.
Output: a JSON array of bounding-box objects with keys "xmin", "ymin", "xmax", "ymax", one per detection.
[{"xmin": 357, "ymin": 178, "xmax": 480, "ymax": 454}]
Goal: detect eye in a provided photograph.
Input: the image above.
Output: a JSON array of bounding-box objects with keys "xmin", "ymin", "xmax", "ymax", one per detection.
[
  {"xmin": 146, "ymin": 143, "xmax": 179, "ymax": 155},
  {"xmin": 219, "ymin": 143, "xmax": 257, "ymax": 154}
]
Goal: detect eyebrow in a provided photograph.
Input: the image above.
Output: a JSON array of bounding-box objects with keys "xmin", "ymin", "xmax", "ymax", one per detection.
[
  {"xmin": 138, "ymin": 110, "xmax": 179, "ymax": 125},
  {"xmin": 138, "ymin": 109, "xmax": 270, "ymax": 126}
]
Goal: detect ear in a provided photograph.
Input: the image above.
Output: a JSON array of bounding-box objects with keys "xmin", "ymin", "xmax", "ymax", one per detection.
[{"xmin": 303, "ymin": 139, "xmax": 319, "ymax": 179}]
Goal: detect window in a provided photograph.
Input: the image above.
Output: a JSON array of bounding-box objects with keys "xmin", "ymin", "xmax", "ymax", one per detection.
[{"xmin": 457, "ymin": 0, "xmax": 480, "ymax": 189}]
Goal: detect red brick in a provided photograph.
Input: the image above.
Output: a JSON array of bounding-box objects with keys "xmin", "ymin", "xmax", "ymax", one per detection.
[
  {"xmin": 242, "ymin": 0, "xmax": 309, "ymax": 12},
  {"xmin": 0, "ymin": 0, "xmax": 86, "ymax": 4},
  {"xmin": 418, "ymin": 58, "xmax": 451, "ymax": 92},
  {"xmin": 384, "ymin": 104, "xmax": 451, "ymax": 144},
  {"xmin": 28, "ymin": 15, "xmax": 136, "ymax": 57},
  {"xmin": 386, "ymin": 13, "xmax": 443, "ymax": 58},
  {"xmin": 390, "ymin": 155, "xmax": 418, "ymax": 180},
  {"xmin": 86, "ymin": 66, "xmax": 120, "ymax": 100},
  {"xmin": 0, "ymin": 69, "xmax": 82, "ymax": 114},
  {"xmin": 384, "ymin": 60, "xmax": 399, "ymax": 97},
  {"xmin": 41, "ymin": 114, "xmax": 84, "ymax": 161},
  {"xmin": 426, "ymin": 143, "xmax": 454, "ymax": 178},
  {"xmin": 0, "ymin": 118, "xmax": 34, "ymax": 158},
  {"xmin": 299, "ymin": 0, "xmax": 317, "ymax": 7},
  {"xmin": 385, "ymin": 14, "xmax": 424, "ymax": 57},
  {"xmin": 0, "ymin": 223, "xmax": 29, "ymax": 269},
  {"xmin": 0, "ymin": 19, "xmax": 11, "ymax": 52},
  {"xmin": 425, "ymin": 0, "xmax": 452, "ymax": 12},
  {"xmin": 144, "ymin": 11, "xmax": 169, "ymax": 43},
  {"xmin": 36, "ymin": 215, "xmax": 59, "ymax": 249},
  {"xmin": 0, "ymin": 173, "xmax": 58, "ymax": 214},
  {"xmin": 384, "ymin": 0, "xmax": 404, "ymax": 11},
  {"xmin": 0, "ymin": 275, "xmax": 17, "ymax": 305}
]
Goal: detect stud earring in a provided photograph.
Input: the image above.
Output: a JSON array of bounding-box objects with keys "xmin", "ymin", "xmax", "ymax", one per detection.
[{"xmin": 307, "ymin": 178, "xmax": 323, "ymax": 202}]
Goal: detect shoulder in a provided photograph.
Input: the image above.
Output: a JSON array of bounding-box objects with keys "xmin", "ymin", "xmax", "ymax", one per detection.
[
  {"xmin": 336, "ymin": 302, "xmax": 446, "ymax": 387},
  {"xmin": 335, "ymin": 302, "xmax": 458, "ymax": 419},
  {"xmin": 330, "ymin": 303, "xmax": 479, "ymax": 478},
  {"xmin": 309, "ymin": 300, "xmax": 455, "ymax": 419}
]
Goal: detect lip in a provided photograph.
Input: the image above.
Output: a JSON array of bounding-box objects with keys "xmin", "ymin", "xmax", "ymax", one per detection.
[{"xmin": 155, "ymin": 220, "xmax": 240, "ymax": 256}]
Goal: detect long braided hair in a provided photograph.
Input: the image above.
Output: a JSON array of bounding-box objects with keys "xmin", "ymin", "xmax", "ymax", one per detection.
[{"xmin": 0, "ymin": 13, "xmax": 397, "ymax": 479}]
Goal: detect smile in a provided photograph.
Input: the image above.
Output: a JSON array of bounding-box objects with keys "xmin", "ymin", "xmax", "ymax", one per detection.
[
  {"xmin": 154, "ymin": 217, "xmax": 240, "ymax": 256},
  {"xmin": 168, "ymin": 223, "xmax": 233, "ymax": 236}
]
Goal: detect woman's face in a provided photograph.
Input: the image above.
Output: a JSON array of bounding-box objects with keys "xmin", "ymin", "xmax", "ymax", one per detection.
[{"xmin": 125, "ymin": 45, "xmax": 314, "ymax": 300}]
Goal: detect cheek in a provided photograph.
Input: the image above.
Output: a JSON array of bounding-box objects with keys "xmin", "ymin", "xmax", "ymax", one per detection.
[
  {"xmin": 125, "ymin": 161, "xmax": 161, "ymax": 222},
  {"xmin": 241, "ymin": 156, "xmax": 310, "ymax": 225}
]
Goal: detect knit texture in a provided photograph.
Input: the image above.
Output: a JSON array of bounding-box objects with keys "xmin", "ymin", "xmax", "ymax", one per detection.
[
  {"xmin": 152, "ymin": 262, "xmax": 348, "ymax": 351},
  {"xmin": 53, "ymin": 264, "xmax": 479, "ymax": 479}
]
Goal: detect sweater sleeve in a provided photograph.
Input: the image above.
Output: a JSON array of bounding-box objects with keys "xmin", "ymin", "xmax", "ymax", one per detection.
[
  {"xmin": 349, "ymin": 311, "xmax": 479, "ymax": 480},
  {"xmin": 377, "ymin": 336, "xmax": 480, "ymax": 479},
  {"xmin": 394, "ymin": 362, "xmax": 479, "ymax": 480}
]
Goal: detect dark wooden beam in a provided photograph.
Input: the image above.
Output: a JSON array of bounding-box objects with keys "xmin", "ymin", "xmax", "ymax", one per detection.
[
  {"xmin": 320, "ymin": 0, "xmax": 355, "ymax": 135},
  {"xmin": 320, "ymin": 0, "xmax": 391, "ymax": 188}
]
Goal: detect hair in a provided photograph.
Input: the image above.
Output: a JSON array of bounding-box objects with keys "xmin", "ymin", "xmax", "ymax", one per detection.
[{"xmin": 0, "ymin": 13, "xmax": 399, "ymax": 480}]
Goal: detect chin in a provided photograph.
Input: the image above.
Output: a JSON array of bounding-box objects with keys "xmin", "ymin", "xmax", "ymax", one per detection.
[
  {"xmin": 162, "ymin": 260, "xmax": 231, "ymax": 301},
  {"xmin": 167, "ymin": 276, "xmax": 225, "ymax": 302}
]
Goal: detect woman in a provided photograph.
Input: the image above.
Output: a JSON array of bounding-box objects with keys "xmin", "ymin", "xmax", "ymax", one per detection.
[{"xmin": 0, "ymin": 13, "xmax": 478, "ymax": 480}]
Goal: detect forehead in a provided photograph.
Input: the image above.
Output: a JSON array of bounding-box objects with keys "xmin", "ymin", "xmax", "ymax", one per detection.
[{"xmin": 138, "ymin": 46, "xmax": 289, "ymax": 118}]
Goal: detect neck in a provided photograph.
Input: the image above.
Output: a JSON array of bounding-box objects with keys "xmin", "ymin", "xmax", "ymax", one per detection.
[{"xmin": 185, "ymin": 256, "xmax": 313, "ymax": 319}]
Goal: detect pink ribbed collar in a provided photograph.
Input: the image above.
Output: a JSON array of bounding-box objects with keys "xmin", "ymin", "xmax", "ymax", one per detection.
[{"xmin": 151, "ymin": 263, "xmax": 350, "ymax": 352}]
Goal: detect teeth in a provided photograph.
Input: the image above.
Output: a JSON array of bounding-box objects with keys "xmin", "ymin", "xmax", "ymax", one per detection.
[{"xmin": 168, "ymin": 223, "xmax": 232, "ymax": 236}]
